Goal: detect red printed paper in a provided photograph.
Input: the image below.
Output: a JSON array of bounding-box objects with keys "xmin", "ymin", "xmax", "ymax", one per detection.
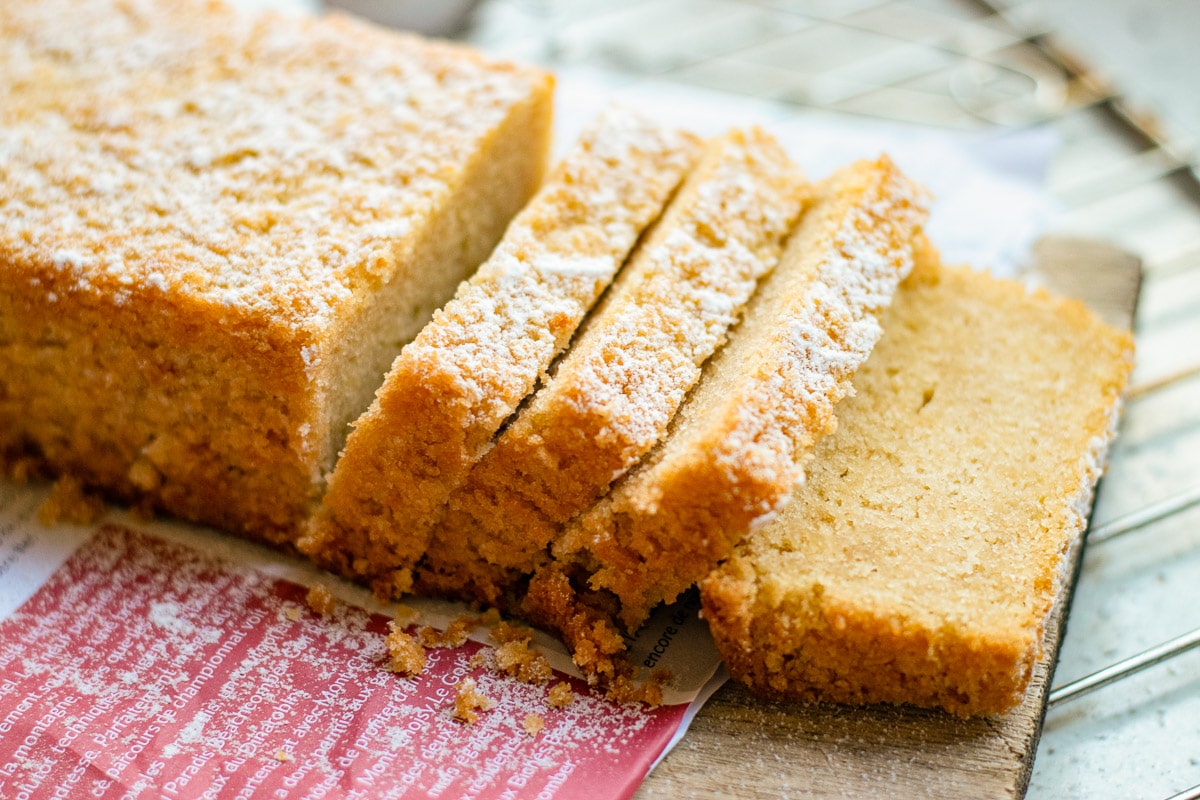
[{"xmin": 0, "ymin": 525, "xmax": 689, "ymax": 799}]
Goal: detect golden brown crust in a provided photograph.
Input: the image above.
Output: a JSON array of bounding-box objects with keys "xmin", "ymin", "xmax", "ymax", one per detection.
[
  {"xmin": 701, "ymin": 556, "xmax": 1036, "ymax": 713},
  {"xmin": 543, "ymin": 157, "xmax": 929, "ymax": 642},
  {"xmin": 0, "ymin": 282, "xmax": 319, "ymax": 544},
  {"xmin": 0, "ymin": 0, "xmax": 553, "ymax": 543},
  {"xmin": 417, "ymin": 128, "xmax": 807, "ymax": 607},
  {"xmin": 700, "ymin": 256, "xmax": 1134, "ymax": 716}
]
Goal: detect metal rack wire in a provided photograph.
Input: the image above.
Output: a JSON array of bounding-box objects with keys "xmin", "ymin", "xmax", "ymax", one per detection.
[{"xmin": 462, "ymin": 1, "xmax": 1200, "ymax": 797}]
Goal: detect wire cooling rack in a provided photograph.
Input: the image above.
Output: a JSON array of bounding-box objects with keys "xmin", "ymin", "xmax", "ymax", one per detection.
[{"xmin": 460, "ymin": 2, "xmax": 1200, "ymax": 797}]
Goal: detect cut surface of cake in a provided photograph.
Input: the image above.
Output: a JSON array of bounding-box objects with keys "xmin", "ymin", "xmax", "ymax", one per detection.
[
  {"xmin": 302, "ymin": 108, "xmax": 702, "ymax": 587},
  {"xmin": 700, "ymin": 253, "xmax": 1134, "ymax": 716},
  {"xmin": 0, "ymin": 0, "xmax": 553, "ymax": 543},
  {"xmin": 414, "ymin": 128, "xmax": 808, "ymax": 607},
  {"xmin": 522, "ymin": 158, "xmax": 928, "ymax": 678}
]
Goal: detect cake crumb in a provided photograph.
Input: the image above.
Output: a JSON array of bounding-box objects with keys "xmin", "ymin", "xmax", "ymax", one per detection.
[
  {"xmin": 452, "ymin": 677, "xmax": 495, "ymax": 724},
  {"xmin": 37, "ymin": 476, "xmax": 105, "ymax": 525},
  {"xmin": 484, "ymin": 620, "xmax": 553, "ymax": 684},
  {"xmin": 522, "ymin": 713, "xmax": 545, "ymax": 737},
  {"xmin": 604, "ymin": 676, "xmax": 638, "ymax": 705},
  {"xmin": 547, "ymin": 682, "xmax": 574, "ymax": 708},
  {"xmin": 494, "ymin": 640, "xmax": 554, "ymax": 685},
  {"xmin": 476, "ymin": 608, "xmax": 502, "ymax": 627},
  {"xmin": 385, "ymin": 622, "xmax": 427, "ymax": 677},
  {"xmin": 639, "ymin": 677, "xmax": 666, "ymax": 707},
  {"xmin": 305, "ymin": 585, "xmax": 337, "ymax": 616},
  {"xmin": 274, "ymin": 750, "xmax": 292, "ymax": 762},
  {"xmin": 391, "ymin": 604, "xmax": 420, "ymax": 628},
  {"xmin": 6, "ymin": 456, "xmax": 45, "ymax": 484},
  {"xmin": 605, "ymin": 673, "xmax": 666, "ymax": 707},
  {"xmin": 371, "ymin": 569, "xmax": 414, "ymax": 602},
  {"xmin": 491, "ymin": 620, "xmax": 534, "ymax": 645},
  {"xmin": 417, "ymin": 614, "xmax": 476, "ymax": 648},
  {"xmin": 284, "ymin": 606, "xmax": 302, "ymax": 622},
  {"xmin": 126, "ymin": 456, "xmax": 162, "ymax": 492},
  {"xmin": 468, "ymin": 651, "xmax": 489, "ymax": 670}
]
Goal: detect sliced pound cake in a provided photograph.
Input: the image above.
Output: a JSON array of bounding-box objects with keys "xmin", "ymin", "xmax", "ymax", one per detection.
[
  {"xmin": 523, "ymin": 158, "xmax": 929, "ymax": 678},
  {"xmin": 700, "ymin": 252, "xmax": 1134, "ymax": 716},
  {"xmin": 0, "ymin": 0, "xmax": 552, "ymax": 544},
  {"xmin": 301, "ymin": 109, "xmax": 702, "ymax": 588},
  {"xmin": 412, "ymin": 129, "xmax": 807, "ymax": 607}
]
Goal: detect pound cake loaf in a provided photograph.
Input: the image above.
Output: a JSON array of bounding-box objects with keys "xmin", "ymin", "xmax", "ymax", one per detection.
[
  {"xmin": 700, "ymin": 251, "xmax": 1134, "ymax": 716},
  {"xmin": 523, "ymin": 159, "xmax": 928, "ymax": 678},
  {"xmin": 302, "ymin": 109, "xmax": 703, "ymax": 588},
  {"xmin": 0, "ymin": 0, "xmax": 552, "ymax": 544},
  {"xmin": 414, "ymin": 129, "xmax": 807, "ymax": 606}
]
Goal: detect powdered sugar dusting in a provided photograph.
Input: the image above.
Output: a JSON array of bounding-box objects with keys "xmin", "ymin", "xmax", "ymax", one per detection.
[
  {"xmin": 563, "ymin": 156, "xmax": 930, "ymax": 623},
  {"xmin": 0, "ymin": 0, "xmax": 544, "ymax": 331},
  {"xmin": 400, "ymin": 108, "xmax": 702, "ymax": 435},
  {"xmin": 0, "ymin": 525, "xmax": 689, "ymax": 798},
  {"xmin": 519, "ymin": 128, "xmax": 803, "ymax": 466},
  {"xmin": 148, "ymin": 601, "xmax": 198, "ymax": 638},
  {"xmin": 417, "ymin": 129, "xmax": 806, "ymax": 590},
  {"xmin": 713, "ymin": 158, "xmax": 930, "ymax": 485},
  {"xmin": 312, "ymin": 109, "xmax": 704, "ymax": 576},
  {"xmin": 1068, "ymin": 408, "xmax": 1119, "ymax": 530},
  {"xmin": 553, "ymin": 132, "xmax": 803, "ymax": 454}
]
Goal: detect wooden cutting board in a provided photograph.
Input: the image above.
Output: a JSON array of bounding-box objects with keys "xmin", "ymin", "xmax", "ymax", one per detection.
[{"xmin": 637, "ymin": 236, "xmax": 1143, "ymax": 800}]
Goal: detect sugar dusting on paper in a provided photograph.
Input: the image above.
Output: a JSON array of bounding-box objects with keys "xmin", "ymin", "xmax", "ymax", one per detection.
[{"xmin": 0, "ymin": 525, "xmax": 690, "ymax": 800}]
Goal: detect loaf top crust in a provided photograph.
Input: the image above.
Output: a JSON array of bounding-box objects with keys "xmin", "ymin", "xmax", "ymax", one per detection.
[{"xmin": 0, "ymin": 0, "xmax": 550, "ymax": 335}]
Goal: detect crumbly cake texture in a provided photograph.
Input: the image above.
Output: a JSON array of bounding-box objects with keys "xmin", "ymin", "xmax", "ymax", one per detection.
[
  {"xmin": 0, "ymin": 0, "xmax": 553, "ymax": 544},
  {"xmin": 305, "ymin": 585, "xmax": 337, "ymax": 617},
  {"xmin": 37, "ymin": 476, "xmax": 106, "ymax": 526},
  {"xmin": 493, "ymin": 639, "xmax": 555, "ymax": 685},
  {"xmin": 547, "ymin": 682, "xmax": 575, "ymax": 708},
  {"xmin": 522, "ymin": 158, "xmax": 928, "ymax": 680},
  {"xmin": 452, "ymin": 677, "xmax": 495, "ymax": 725},
  {"xmin": 302, "ymin": 109, "xmax": 702, "ymax": 584},
  {"xmin": 522, "ymin": 714, "xmax": 545, "ymax": 737},
  {"xmin": 385, "ymin": 624, "xmax": 427, "ymax": 677},
  {"xmin": 700, "ymin": 255, "xmax": 1134, "ymax": 716},
  {"xmin": 416, "ymin": 128, "xmax": 808, "ymax": 606}
]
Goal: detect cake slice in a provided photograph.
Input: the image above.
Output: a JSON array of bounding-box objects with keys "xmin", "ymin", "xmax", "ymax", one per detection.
[
  {"xmin": 700, "ymin": 253, "xmax": 1134, "ymax": 716},
  {"xmin": 521, "ymin": 158, "xmax": 928, "ymax": 678},
  {"xmin": 302, "ymin": 109, "xmax": 703, "ymax": 587},
  {"xmin": 414, "ymin": 128, "xmax": 808, "ymax": 606},
  {"xmin": 0, "ymin": 0, "xmax": 552, "ymax": 544}
]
